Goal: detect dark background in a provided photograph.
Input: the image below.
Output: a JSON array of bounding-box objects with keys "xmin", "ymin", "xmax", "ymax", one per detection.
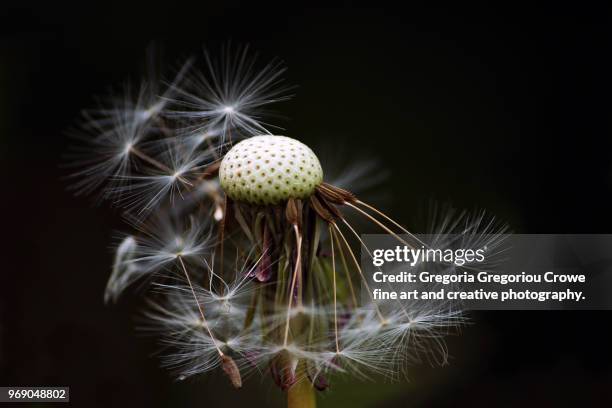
[{"xmin": 1, "ymin": 3, "xmax": 611, "ymax": 407}]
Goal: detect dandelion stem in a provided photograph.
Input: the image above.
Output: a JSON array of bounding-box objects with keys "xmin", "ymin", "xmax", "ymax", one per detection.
[
  {"xmin": 217, "ymin": 195, "xmax": 227, "ymax": 277},
  {"xmin": 283, "ymin": 224, "xmax": 302, "ymax": 347},
  {"xmin": 342, "ymin": 218, "xmax": 382, "ymax": 271},
  {"xmin": 294, "ymin": 225, "xmax": 303, "ymax": 308},
  {"xmin": 130, "ymin": 146, "xmax": 192, "ymax": 186},
  {"xmin": 332, "ymin": 223, "xmax": 386, "ymax": 323},
  {"xmin": 351, "ymin": 200, "xmax": 427, "ymax": 248},
  {"xmin": 177, "ymin": 256, "xmax": 224, "ymax": 356},
  {"xmin": 130, "ymin": 146, "xmax": 170, "ymax": 172},
  {"xmin": 346, "ymin": 202, "xmax": 418, "ymax": 249},
  {"xmin": 330, "ymin": 227, "xmax": 358, "ymax": 308},
  {"xmin": 287, "ymin": 363, "xmax": 316, "ymax": 408},
  {"xmin": 329, "ymin": 225, "xmax": 340, "ymax": 353}
]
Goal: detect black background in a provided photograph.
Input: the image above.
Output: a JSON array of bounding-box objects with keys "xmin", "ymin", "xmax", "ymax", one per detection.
[{"xmin": 1, "ymin": 3, "xmax": 611, "ymax": 407}]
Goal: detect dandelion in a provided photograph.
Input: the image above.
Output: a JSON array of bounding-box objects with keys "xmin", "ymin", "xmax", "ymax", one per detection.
[{"xmin": 69, "ymin": 45, "xmax": 502, "ymax": 408}]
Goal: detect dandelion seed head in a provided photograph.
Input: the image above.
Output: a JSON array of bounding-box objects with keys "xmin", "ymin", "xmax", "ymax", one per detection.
[{"xmin": 219, "ymin": 135, "xmax": 323, "ymax": 205}]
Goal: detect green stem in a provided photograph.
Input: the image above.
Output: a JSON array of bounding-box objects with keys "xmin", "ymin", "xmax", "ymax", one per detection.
[{"xmin": 287, "ymin": 372, "xmax": 316, "ymax": 408}]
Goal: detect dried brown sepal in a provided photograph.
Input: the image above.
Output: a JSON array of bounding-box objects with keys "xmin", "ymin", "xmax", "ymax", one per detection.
[
  {"xmin": 306, "ymin": 361, "xmax": 330, "ymax": 391},
  {"xmin": 309, "ymin": 194, "xmax": 336, "ymax": 223},
  {"xmin": 269, "ymin": 351, "xmax": 298, "ymax": 391},
  {"xmin": 315, "ymin": 183, "xmax": 356, "ymax": 205},
  {"xmin": 285, "ymin": 198, "xmax": 303, "ymax": 227},
  {"xmin": 221, "ymin": 354, "xmax": 243, "ymax": 389},
  {"xmin": 313, "ymin": 192, "xmax": 343, "ymax": 220}
]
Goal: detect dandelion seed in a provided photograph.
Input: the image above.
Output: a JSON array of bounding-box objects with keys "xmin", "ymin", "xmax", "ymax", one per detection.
[
  {"xmin": 111, "ymin": 140, "xmax": 213, "ymax": 214},
  {"xmin": 167, "ymin": 44, "xmax": 293, "ymax": 142},
  {"xmin": 67, "ymin": 108, "xmax": 143, "ymax": 197},
  {"xmin": 103, "ymin": 214, "xmax": 214, "ymax": 302},
  {"xmin": 105, "ymin": 236, "xmax": 142, "ymax": 304}
]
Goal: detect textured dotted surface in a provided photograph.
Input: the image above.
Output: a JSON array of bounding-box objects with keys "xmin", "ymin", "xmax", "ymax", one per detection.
[{"xmin": 219, "ymin": 135, "xmax": 323, "ymax": 205}]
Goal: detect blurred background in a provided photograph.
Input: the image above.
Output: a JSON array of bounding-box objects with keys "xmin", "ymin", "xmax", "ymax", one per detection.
[{"xmin": 1, "ymin": 3, "xmax": 611, "ymax": 407}]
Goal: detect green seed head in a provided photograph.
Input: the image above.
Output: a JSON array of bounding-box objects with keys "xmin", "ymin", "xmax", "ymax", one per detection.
[{"xmin": 219, "ymin": 135, "xmax": 324, "ymax": 205}]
